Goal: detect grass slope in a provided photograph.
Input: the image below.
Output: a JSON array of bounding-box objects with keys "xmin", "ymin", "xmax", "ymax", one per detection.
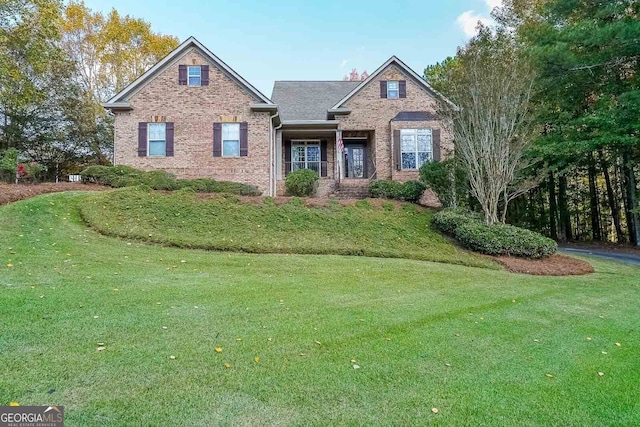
[
  {"xmin": 1, "ymin": 193, "xmax": 639, "ymax": 426},
  {"xmin": 79, "ymin": 187, "xmax": 495, "ymax": 269}
]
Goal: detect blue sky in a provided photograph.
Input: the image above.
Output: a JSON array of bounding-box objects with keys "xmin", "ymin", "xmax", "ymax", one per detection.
[{"xmin": 82, "ymin": 0, "xmax": 499, "ymax": 96}]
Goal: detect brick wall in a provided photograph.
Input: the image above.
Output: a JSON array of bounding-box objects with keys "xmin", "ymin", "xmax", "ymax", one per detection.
[
  {"xmin": 336, "ymin": 65, "xmax": 454, "ymax": 181},
  {"xmin": 113, "ymin": 48, "xmax": 272, "ymax": 194}
]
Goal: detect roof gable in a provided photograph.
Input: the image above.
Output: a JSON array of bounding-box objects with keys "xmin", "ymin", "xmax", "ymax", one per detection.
[
  {"xmin": 330, "ymin": 56, "xmax": 455, "ymax": 110},
  {"xmin": 105, "ymin": 36, "xmax": 273, "ymax": 105}
]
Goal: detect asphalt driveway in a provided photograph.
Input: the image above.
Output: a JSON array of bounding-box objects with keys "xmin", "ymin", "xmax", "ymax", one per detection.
[{"xmin": 561, "ymin": 247, "xmax": 640, "ymax": 266}]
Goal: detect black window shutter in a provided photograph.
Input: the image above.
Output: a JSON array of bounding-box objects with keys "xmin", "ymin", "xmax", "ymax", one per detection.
[
  {"xmin": 178, "ymin": 65, "xmax": 187, "ymax": 85},
  {"xmin": 284, "ymin": 140, "xmax": 291, "ymax": 175},
  {"xmin": 138, "ymin": 122, "xmax": 147, "ymax": 156},
  {"xmin": 433, "ymin": 129, "xmax": 441, "ymax": 161},
  {"xmin": 201, "ymin": 65, "xmax": 209, "ymax": 86},
  {"xmin": 320, "ymin": 140, "xmax": 327, "ymax": 177},
  {"xmin": 165, "ymin": 122, "xmax": 174, "ymax": 156},
  {"xmin": 213, "ymin": 123, "xmax": 222, "ymax": 157},
  {"xmin": 380, "ymin": 81, "xmax": 387, "ymax": 98},
  {"xmin": 393, "ymin": 129, "xmax": 401, "ymax": 170},
  {"xmin": 399, "ymin": 80, "xmax": 407, "ymax": 98},
  {"xmin": 239, "ymin": 122, "xmax": 248, "ymax": 156}
]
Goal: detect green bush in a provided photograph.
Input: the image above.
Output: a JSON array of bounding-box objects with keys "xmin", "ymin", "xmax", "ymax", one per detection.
[
  {"xmin": 0, "ymin": 148, "xmax": 19, "ymax": 181},
  {"xmin": 143, "ymin": 170, "xmax": 179, "ymax": 190},
  {"xmin": 419, "ymin": 159, "xmax": 469, "ymax": 208},
  {"xmin": 80, "ymin": 165, "xmax": 260, "ymax": 196},
  {"xmin": 432, "ymin": 208, "xmax": 477, "ymax": 235},
  {"xmin": 369, "ymin": 180, "xmax": 426, "ymax": 202},
  {"xmin": 285, "ymin": 169, "xmax": 319, "ymax": 197},
  {"xmin": 400, "ymin": 180, "xmax": 427, "ymax": 203},
  {"xmin": 369, "ymin": 180, "xmax": 403, "ymax": 199},
  {"xmin": 456, "ymin": 222, "xmax": 557, "ymax": 258},
  {"xmin": 433, "ymin": 208, "xmax": 557, "ymax": 258},
  {"xmin": 177, "ymin": 178, "xmax": 261, "ymax": 196}
]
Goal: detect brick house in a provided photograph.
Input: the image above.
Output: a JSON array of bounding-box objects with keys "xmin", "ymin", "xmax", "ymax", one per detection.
[{"xmin": 104, "ymin": 37, "xmax": 454, "ymax": 197}]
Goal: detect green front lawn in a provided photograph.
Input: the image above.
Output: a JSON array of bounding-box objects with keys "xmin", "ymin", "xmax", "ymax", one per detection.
[{"xmin": 1, "ymin": 193, "xmax": 639, "ymax": 426}]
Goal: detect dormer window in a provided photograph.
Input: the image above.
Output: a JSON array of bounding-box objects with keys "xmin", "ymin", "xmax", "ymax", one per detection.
[
  {"xmin": 387, "ymin": 81, "xmax": 399, "ymax": 98},
  {"xmin": 188, "ymin": 66, "xmax": 201, "ymax": 86}
]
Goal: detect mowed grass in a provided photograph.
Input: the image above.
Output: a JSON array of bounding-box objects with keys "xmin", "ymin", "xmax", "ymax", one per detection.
[
  {"xmin": 78, "ymin": 187, "xmax": 496, "ymax": 269},
  {"xmin": 0, "ymin": 193, "xmax": 638, "ymax": 426}
]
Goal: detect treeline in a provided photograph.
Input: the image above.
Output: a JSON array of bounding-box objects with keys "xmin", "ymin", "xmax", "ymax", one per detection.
[
  {"xmin": 0, "ymin": 0, "xmax": 177, "ymax": 180},
  {"xmin": 426, "ymin": 0, "xmax": 640, "ymax": 245}
]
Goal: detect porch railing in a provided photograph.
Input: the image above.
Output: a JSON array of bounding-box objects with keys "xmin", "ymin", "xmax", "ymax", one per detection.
[{"xmin": 284, "ymin": 161, "xmax": 328, "ymax": 177}]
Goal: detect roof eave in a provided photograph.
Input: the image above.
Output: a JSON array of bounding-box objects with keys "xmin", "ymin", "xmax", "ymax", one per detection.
[
  {"xmin": 250, "ymin": 103, "xmax": 278, "ymax": 112},
  {"xmin": 281, "ymin": 120, "xmax": 339, "ymax": 129},
  {"xmin": 102, "ymin": 102, "xmax": 133, "ymax": 111}
]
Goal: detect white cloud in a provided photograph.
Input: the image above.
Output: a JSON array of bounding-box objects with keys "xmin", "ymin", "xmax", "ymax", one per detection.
[
  {"xmin": 456, "ymin": 10, "xmax": 490, "ymax": 37},
  {"xmin": 340, "ymin": 59, "xmax": 348, "ymax": 68}
]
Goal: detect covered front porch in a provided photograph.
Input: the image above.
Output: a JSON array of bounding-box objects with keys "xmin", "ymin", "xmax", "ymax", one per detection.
[{"xmin": 275, "ymin": 127, "xmax": 375, "ymax": 197}]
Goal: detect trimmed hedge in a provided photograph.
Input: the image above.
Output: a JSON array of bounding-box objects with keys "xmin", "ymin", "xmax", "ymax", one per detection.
[
  {"xmin": 285, "ymin": 169, "xmax": 319, "ymax": 197},
  {"xmin": 80, "ymin": 165, "xmax": 261, "ymax": 196},
  {"xmin": 369, "ymin": 180, "xmax": 426, "ymax": 203},
  {"xmin": 433, "ymin": 208, "xmax": 557, "ymax": 258},
  {"xmin": 432, "ymin": 208, "xmax": 481, "ymax": 235}
]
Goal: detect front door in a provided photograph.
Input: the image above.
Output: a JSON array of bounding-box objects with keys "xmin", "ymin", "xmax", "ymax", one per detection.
[{"xmin": 345, "ymin": 145, "xmax": 366, "ymax": 178}]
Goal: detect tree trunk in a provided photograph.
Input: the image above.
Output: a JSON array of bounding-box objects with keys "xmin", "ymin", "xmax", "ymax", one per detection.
[
  {"xmin": 548, "ymin": 172, "xmax": 558, "ymax": 240},
  {"xmin": 622, "ymin": 150, "xmax": 640, "ymax": 246},
  {"xmin": 588, "ymin": 153, "xmax": 602, "ymax": 241},
  {"xmin": 598, "ymin": 149, "xmax": 624, "ymax": 243},
  {"xmin": 558, "ymin": 174, "xmax": 571, "ymax": 241}
]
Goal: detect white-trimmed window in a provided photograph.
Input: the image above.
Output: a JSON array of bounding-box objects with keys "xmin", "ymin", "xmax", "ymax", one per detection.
[
  {"xmin": 188, "ymin": 66, "xmax": 201, "ymax": 86},
  {"xmin": 292, "ymin": 141, "xmax": 321, "ymax": 173},
  {"xmin": 387, "ymin": 80, "xmax": 399, "ymax": 99},
  {"xmin": 400, "ymin": 129, "xmax": 432, "ymax": 170},
  {"xmin": 222, "ymin": 123, "xmax": 240, "ymax": 157},
  {"xmin": 148, "ymin": 123, "xmax": 166, "ymax": 156}
]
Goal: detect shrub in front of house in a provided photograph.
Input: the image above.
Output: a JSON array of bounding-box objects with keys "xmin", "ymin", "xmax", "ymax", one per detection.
[
  {"xmin": 433, "ymin": 208, "xmax": 557, "ymax": 258},
  {"xmin": 431, "ymin": 208, "xmax": 477, "ymax": 235},
  {"xmin": 80, "ymin": 165, "xmax": 260, "ymax": 195},
  {"xmin": 176, "ymin": 178, "xmax": 261, "ymax": 196},
  {"xmin": 419, "ymin": 159, "xmax": 470, "ymax": 208},
  {"xmin": 369, "ymin": 180, "xmax": 403, "ymax": 200},
  {"xmin": 285, "ymin": 169, "xmax": 319, "ymax": 197},
  {"xmin": 400, "ymin": 180, "xmax": 427, "ymax": 203},
  {"xmin": 369, "ymin": 180, "xmax": 426, "ymax": 203}
]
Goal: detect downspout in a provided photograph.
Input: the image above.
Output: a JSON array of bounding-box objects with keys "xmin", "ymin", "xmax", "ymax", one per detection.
[{"xmin": 269, "ymin": 112, "xmax": 281, "ymax": 197}]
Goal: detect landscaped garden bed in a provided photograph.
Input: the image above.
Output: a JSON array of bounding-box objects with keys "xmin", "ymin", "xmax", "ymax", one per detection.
[
  {"xmin": 0, "ymin": 182, "xmax": 108, "ymax": 206},
  {"xmin": 79, "ymin": 187, "xmax": 495, "ymax": 269}
]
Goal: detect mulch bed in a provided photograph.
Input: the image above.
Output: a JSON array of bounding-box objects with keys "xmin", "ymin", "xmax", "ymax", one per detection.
[
  {"xmin": 493, "ymin": 254, "xmax": 595, "ymax": 276},
  {"xmin": 0, "ymin": 182, "xmax": 108, "ymax": 206}
]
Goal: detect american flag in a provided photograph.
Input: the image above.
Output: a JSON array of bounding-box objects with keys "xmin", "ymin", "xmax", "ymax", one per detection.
[{"xmin": 337, "ymin": 131, "xmax": 344, "ymax": 153}]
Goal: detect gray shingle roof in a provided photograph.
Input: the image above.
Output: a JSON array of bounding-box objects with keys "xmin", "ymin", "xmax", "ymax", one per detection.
[{"xmin": 271, "ymin": 81, "xmax": 361, "ymax": 121}]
